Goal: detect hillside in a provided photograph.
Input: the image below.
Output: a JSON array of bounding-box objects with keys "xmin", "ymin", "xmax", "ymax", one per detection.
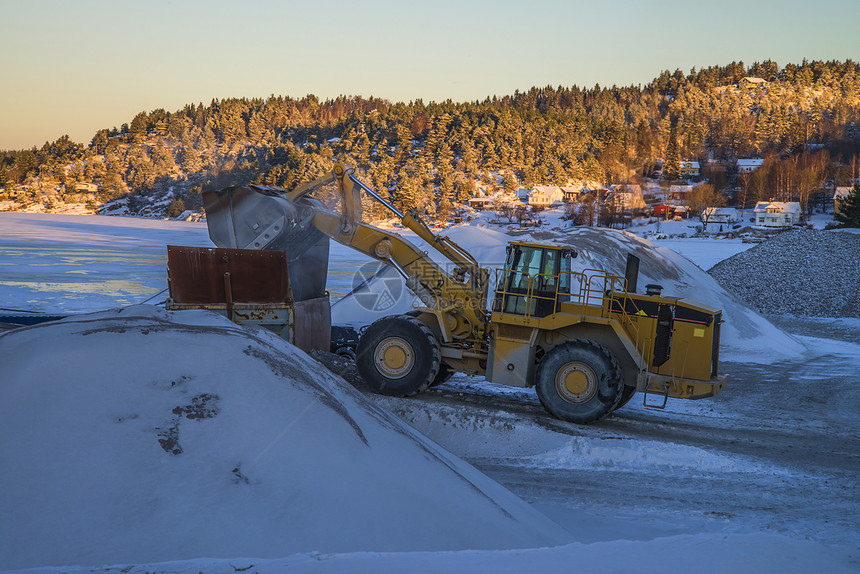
[{"xmin": 1, "ymin": 59, "xmax": 859, "ymax": 220}]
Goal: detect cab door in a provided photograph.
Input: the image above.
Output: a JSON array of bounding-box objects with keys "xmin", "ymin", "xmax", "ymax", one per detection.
[{"xmin": 494, "ymin": 244, "xmax": 561, "ymax": 318}]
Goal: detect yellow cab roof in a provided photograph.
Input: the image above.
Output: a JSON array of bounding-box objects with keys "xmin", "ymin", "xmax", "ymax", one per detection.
[{"xmin": 508, "ymin": 239, "xmax": 570, "ymax": 250}]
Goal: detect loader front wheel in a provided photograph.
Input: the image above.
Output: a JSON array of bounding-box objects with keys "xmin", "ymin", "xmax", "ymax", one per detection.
[
  {"xmin": 429, "ymin": 362, "xmax": 454, "ymax": 387},
  {"xmin": 535, "ymin": 340, "xmax": 622, "ymax": 424},
  {"xmin": 612, "ymin": 385, "xmax": 637, "ymax": 412},
  {"xmin": 356, "ymin": 315, "xmax": 440, "ymax": 397}
]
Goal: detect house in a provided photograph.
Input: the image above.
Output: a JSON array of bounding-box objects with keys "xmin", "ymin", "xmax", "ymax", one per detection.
[
  {"xmin": 753, "ymin": 201, "xmax": 801, "ymax": 228},
  {"xmin": 6, "ymin": 186, "xmax": 28, "ymax": 199},
  {"xmin": 739, "ymin": 77, "xmax": 767, "ymax": 91},
  {"xmin": 560, "ymin": 186, "xmax": 582, "ymax": 203},
  {"xmin": 75, "ymin": 183, "xmax": 99, "ymax": 193},
  {"xmin": 652, "ymin": 204, "xmax": 673, "ymax": 218},
  {"xmin": 736, "ymin": 158, "xmax": 765, "ymax": 173},
  {"xmin": 834, "ymin": 187, "xmax": 853, "ymax": 215},
  {"xmin": 702, "ymin": 207, "xmax": 739, "ymax": 225},
  {"xmin": 528, "ymin": 186, "xmax": 563, "ymax": 207},
  {"xmin": 672, "ymin": 205, "xmax": 690, "ymax": 219},
  {"xmin": 515, "ymin": 188, "xmax": 532, "ymax": 202},
  {"xmin": 668, "ymin": 185, "xmax": 692, "ymax": 201},
  {"xmin": 467, "ymin": 197, "xmax": 494, "ymax": 211},
  {"xmin": 609, "ymin": 185, "xmax": 646, "ymax": 211},
  {"xmin": 679, "ymin": 161, "xmax": 700, "ymax": 178}
]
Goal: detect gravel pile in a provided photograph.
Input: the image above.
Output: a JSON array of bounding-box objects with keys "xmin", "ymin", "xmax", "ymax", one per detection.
[{"xmin": 708, "ymin": 229, "xmax": 860, "ymax": 318}]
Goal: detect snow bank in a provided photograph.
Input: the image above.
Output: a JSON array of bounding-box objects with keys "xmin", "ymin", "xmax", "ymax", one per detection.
[
  {"xmin": 5, "ymin": 532, "xmax": 854, "ymax": 574},
  {"xmin": 0, "ymin": 306, "xmax": 564, "ymax": 570},
  {"xmin": 521, "ymin": 435, "xmax": 795, "ymax": 475}
]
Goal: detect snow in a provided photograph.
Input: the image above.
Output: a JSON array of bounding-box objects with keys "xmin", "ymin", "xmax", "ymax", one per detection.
[
  {"xmin": 0, "ymin": 200, "xmax": 95, "ymax": 215},
  {"xmin": 519, "ymin": 435, "xmax": 796, "ymax": 475},
  {"xmin": 0, "ymin": 306, "xmax": 563, "ymax": 570},
  {"xmin": 0, "ymin": 213, "xmax": 212, "ymax": 314},
  {"xmin": 3, "ymin": 534, "xmax": 854, "ymax": 574},
  {"xmin": 647, "ymin": 237, "xmax": 753, "ymax": 270},
  {"xmin": 1, "ymin": 212, "xmax": 858, "ymax": 573}
]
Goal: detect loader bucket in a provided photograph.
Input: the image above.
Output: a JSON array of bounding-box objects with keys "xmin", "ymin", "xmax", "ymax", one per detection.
[{"xmin": 202, "ymin": 187, "xmax": 329, "ymax": 302}]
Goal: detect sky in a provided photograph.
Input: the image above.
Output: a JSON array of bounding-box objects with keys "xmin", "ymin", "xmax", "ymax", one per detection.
[{"xmin": 1, "ymin": 0, "xmax": 858, "ymax": 150}]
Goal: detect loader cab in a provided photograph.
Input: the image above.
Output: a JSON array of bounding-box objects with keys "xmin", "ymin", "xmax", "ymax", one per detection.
[{"xmin": 493, "ymin": 241, "xmax": 574, "ymax": 318}]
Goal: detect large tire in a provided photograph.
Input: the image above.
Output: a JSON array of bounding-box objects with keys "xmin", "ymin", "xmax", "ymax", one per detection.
[
  {"xmin": 535, "ymin": 340, "xmax": 623, "ymax": 424},
  {"xmin": 356, "ymin": 315, "xmax": 440, "ymax": 397},
  {"xmin": 612, "ymin": 385, "xmax": 637, "ymax": 412},
  {"xmin": 429, "ymin": 362, "xmax": 454, "ymax": 388}
]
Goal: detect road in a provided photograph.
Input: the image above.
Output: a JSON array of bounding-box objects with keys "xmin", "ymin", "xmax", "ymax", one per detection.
[{"xmin": 314, "ymin": 318, "xmax": 860, "ymax": 547}]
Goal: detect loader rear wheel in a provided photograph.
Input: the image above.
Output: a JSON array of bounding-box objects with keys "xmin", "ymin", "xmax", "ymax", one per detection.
[
  {"xmin": 535, "ymin": 340, "xmax": 622, "ymax": 424},
  {"xmin": 356, "ymin": 315, "xmax": 440, "ymax": 397}
]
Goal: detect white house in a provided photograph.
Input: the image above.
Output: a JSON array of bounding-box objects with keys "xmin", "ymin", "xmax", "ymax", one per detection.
[
  {"xmin": 515, "ymin": 188, "xmax": 532, "ymax": 201},
  {"xmin": 528, "ymin": 186, "xmax": 563, "ymax": 207},
  {"xmin": 702, "ymin": 207, "xmax": 739, "ymax": 225},
  {"xmin": 737, "ymin": 158, "xmax": 765, "ymax": 173},
  {"xmin": 753, "ymin": 201, "xmax": 801, "ymax": 228},
  {"xmin": 75, "ymin": 182, "xmax": 99, "ymax": 193}
]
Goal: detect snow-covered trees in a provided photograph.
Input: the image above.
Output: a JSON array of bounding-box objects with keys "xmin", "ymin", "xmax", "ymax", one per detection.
[{"xmin": 2, "ymin": 60, "xmax": 858, "ymax": 218}]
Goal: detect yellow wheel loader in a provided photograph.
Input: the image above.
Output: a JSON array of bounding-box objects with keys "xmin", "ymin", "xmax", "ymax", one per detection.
[{"xmin": 200, "ymin": 164, "xmax": 726, "ymax": 424}]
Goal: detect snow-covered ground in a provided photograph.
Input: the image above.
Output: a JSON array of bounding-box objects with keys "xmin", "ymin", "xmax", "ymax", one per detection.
[{"xmin": 1, "ymin": 212, "xmax": 858, "ymax": 573}]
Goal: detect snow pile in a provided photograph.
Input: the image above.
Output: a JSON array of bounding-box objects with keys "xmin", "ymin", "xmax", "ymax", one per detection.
[
  {"xmin": 709, "ymin": 228, "xmax": 860, "ymax": 318},
  {"xmin": 442, "ymin": 224, "xmax": 511, "ymax": 264},
  {"xmin": 0, "ymin": 306, "xmax": 564, "ymax": 570}
]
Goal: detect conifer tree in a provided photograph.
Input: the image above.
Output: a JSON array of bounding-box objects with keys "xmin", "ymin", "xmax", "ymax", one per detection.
[
  {"xmin": 438, "ymin": 173, "xmax": 455, "ymax": 219},
  {"xmin": 457, "ymin": 179, "xmax": 474, "ymax": 203},
  {"xmin": 663, "ymin": 121, "xmax": 681, "ymax": 180},
  {"xmin": 503, "ymin": 171, "xmax": 518, "ymax": 193},
  {"xmin": 835, "ymin": 184, "xmax": 860, "ymax": 228},
  {"xmin": 394, "ymin": 174, "xmax": 418, "ymax": 212}
]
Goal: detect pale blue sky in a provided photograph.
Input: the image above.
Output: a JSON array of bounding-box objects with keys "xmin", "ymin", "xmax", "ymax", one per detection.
[{"xmin": 1, "ymin": 0, "xmax": 858, "ymax": 149}]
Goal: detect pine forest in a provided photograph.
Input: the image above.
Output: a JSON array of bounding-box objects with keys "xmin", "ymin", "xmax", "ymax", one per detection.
[{"xmin": 2, "ymin": 59, "xmax": 859, "ymax": 222}]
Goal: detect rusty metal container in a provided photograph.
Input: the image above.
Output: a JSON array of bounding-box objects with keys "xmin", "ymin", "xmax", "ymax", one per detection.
[{"xmin": 165, "ymin": 245, "xmax": 330, "ymax": 353}]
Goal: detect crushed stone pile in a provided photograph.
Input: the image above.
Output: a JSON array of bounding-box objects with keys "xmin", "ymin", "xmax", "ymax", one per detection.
[{"xmin": 708, "ymin": 229, "xmax": 860, "ymax": 318}]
